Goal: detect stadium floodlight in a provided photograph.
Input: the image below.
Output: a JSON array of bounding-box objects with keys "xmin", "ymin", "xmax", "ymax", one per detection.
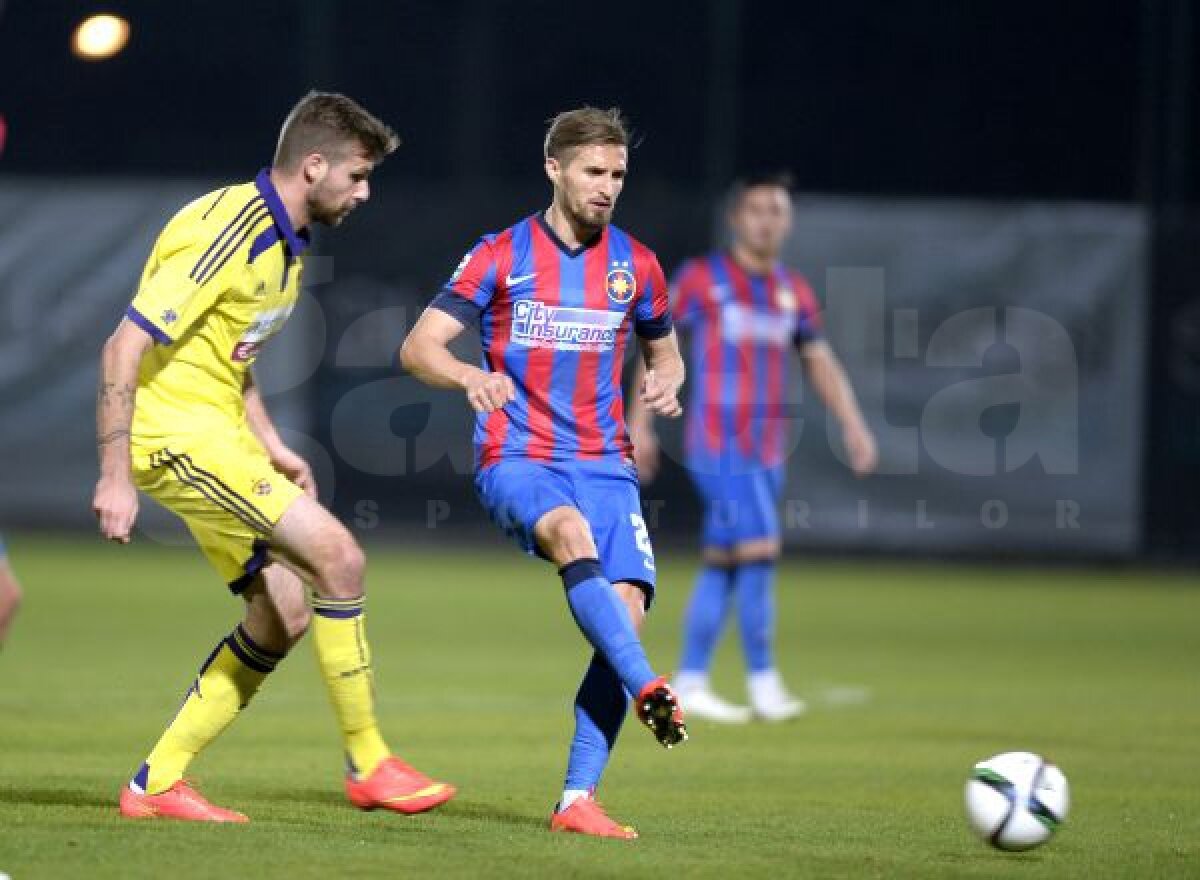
[{"xmin": 71, "ymin": 13, "xmax": 130, "ymax": 61}]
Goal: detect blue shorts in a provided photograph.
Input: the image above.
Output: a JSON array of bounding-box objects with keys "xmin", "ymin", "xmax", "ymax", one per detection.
[
  {"xmin": 475, "ymin": 459, "xmax": 658, "ymax": 602},
  {"xmin": 687, "ymin": 462, "xmax": 785, "ymax": 550}
]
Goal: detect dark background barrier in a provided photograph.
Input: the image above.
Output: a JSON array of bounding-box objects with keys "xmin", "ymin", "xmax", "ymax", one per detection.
[{"xmin": 0, "ymin": 0, "xmax": 1197, "ymax": 560}]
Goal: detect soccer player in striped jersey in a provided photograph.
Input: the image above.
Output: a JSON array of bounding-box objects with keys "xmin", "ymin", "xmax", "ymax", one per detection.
[
  {"xmin": 401, "ymin": 107, "xmax": 687, "ymax": 840},
  {"xmin": 92, "ymin": 92, "xmax": 455, "ymax": 822},
  {"xmin": 630, "ymin": 173, "xmax": 877, "ymax": 722}
]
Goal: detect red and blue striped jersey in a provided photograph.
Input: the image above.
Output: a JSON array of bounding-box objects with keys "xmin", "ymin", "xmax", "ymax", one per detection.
[
  {"xmin": 672, "ymin": 252, "xmax": 822, "ymax": 469},
  {"xmin": 431, "ymin": 214, "xmax": 672, "ymax": 470}
]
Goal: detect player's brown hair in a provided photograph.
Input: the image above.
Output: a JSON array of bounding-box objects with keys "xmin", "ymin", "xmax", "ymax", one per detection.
[
  {"xmin": 730, "ymin": 170, "xmax": 795, "ymax": 204},
  {"xmin": 274, "ymin": 91, "xmax": 400, "ymax": 169},
  {"xmin": 543, "ymin": 106, "xmax": 629, "ymax": 162}
]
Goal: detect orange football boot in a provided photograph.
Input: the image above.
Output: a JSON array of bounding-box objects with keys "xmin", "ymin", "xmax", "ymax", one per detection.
[
  {"xmin": 345, "ymin": 755, "xmax": 456, "ymax": 814},
  {"xmin": 635, "ymin": 676, "xmax": 688, "ymax": 748},
  {"xmin": 551, "ymin": 794, "xmax": 638, "ymax": 840},
  {"xmin": 119, "ymin": 780, "xmax": 248, "ymax": 823}
]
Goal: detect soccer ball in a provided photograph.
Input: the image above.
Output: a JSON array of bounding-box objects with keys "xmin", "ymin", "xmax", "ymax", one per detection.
[{"xmin": 964, "ymin": 751, "xmax": 1069, "ymax": 851}]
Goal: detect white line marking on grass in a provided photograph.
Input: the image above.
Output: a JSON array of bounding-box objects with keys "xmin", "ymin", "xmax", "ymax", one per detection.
[{"xmin": 810, "ymin": 684, "xmax": 873, "ymax": 708}]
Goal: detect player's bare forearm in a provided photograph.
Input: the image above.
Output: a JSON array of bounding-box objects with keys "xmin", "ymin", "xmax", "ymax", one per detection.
[
  {"xmin": 399, "ymin": 307, "xmax": 476, "ymax": 389},
  {"xmin": 800, "ymin": 341, "xmax": 864, "ymax": 430},
  {"xmin": 400, "ymin": 307, "xmax": 516, "ymax": 413},
  {"xmin": 94, "ymin": 318, "xmax": 151, "ymax": 542},
  {"xmin": 800, "ymin": 339, "xmax": 878, "ymax": 475},
  {"xmin": 96, "ymin": 319, "xmax": 150, "ymax": 477}
]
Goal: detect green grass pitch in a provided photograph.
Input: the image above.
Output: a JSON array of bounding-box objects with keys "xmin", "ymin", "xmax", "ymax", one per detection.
[{"xmin": 0, "ymin": 535, "xmax": 1197, "ymax": 878}]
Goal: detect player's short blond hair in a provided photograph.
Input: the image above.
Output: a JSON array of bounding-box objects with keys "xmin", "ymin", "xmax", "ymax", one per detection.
[
  {"xmin": 543, "ymin": 106, "xmax": 629, "ymax": 162},
  {"xmin": 274, "ymin": 91, "xmax": 399, "ymax": 169}
]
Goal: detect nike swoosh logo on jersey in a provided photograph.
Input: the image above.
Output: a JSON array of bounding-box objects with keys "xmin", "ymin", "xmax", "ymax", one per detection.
[{"xmin": 505, "ymin": 272, "xmax": 537, "ymax": 286}]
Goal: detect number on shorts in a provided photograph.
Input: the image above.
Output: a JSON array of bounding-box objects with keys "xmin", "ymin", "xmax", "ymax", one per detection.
[{"xmin": 630, "ymin": 513, "xmax": 655, "ymax": 570}]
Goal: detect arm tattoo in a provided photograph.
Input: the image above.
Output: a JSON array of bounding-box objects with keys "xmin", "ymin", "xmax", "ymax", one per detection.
[
  {"xmin": 98, "ymin": 381, "xmax": 137, "ymax": 411},
  {"xmin": 97, "ymin": 429, "xmax": 131, "ymax": 447}
]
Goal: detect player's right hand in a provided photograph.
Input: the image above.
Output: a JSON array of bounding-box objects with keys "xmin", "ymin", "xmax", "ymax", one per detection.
[
  {"xmin": 93, "ymin": 476, "xmax": 138, "ymax": 544},
  {"xmin": 464, "ymin": 369, "xmax": 516, "ymax": 413}
]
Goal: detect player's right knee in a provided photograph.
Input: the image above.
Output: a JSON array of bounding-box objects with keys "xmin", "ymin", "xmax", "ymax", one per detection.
[
  {"xmin": 543, "ymin": 513, "xmax": 595, "ymax": 562},
  {"xmin": 317, "ymin": 537, "xmax": 366, "ymax": 598}
]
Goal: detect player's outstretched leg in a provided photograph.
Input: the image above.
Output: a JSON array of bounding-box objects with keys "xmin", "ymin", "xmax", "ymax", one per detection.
[
  {"xmin": 736, "ymin": 559, "xmax": 804, "ymax": 721},
  {"xmin": 119, "ymin": 565, "xmax": 306, "ymax": 822},
  {"xmin": 539, "ymin": 507, "xmax": 687, "ymax": 749},
  {"xmin": 673, "ymin": 561, "xmax": 752, "ymax": 724},
  {"xmin": 559, "ymin": 557, "xmax": 686, "ymax": 750},
  {"xmin": 271, "ymin": 496, "xmax": 455, "ymax": 814}
]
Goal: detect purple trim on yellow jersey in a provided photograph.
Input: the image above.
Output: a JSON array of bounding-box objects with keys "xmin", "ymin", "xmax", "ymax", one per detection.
[
  {"xmin": 201, "ymin": 187, "xmax": 231, "ymax": 221},
  {"xmin": 248, "ymin": 225, "xmax": 281, "ymax": 264},
  {"xmin": 189, "ymin": 196, "xmax": 266, "ymax": 283},
  {"xmin": 192, "ymin": 202, "xmax": 270, "ymax": 286},
  {"xmin": 254, "ymin": 168, "xmax": 310, "ymax": 257},
  {"xmin": 125, "ymin": 305, "xmax": 172, "ymax": 345}
]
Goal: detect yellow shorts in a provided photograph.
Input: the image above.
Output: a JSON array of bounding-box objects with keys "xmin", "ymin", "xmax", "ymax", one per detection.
[{"xmin": 132, "ymin": 431, "xmax": 304, "ymax": 592}]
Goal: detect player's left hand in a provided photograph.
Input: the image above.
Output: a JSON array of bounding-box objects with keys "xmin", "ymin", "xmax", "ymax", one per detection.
[
  {"xmin": 272, "ymin": 447, "xmax": 317, "ymax": 498},
  {"xmin": 843, "ymin": 421, "xmax": 878, "ymax": 477},
  {"xmin": 641, "ymin": 369, "xmax": 682, "ymax": 419}
]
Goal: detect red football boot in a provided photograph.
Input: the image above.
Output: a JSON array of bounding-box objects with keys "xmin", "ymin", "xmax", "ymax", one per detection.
[
  {"xmin": 635, "ymin": 676, "xmax": 688, "ymax": 748},
  {"xmin": 550, "ymin": 794, "xmax": 638, "ymax": 840},
  {"xmin": 345, "ymin": 756, "xmax": 456, "ymax": 815},
  {"xmin": 119, "ymin": 780, "xmax": 248, "ymax": 823}
]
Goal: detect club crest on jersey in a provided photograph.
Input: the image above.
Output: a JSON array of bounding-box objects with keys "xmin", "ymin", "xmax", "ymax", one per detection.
[
  {"xmin": 252, "ymin": 479, "xmax": 272, "ymax": 496},
  {"xmin": 511, "ymin": 300, "xmax": 624, "ymax": 351},
  {"xmin": 606, "ymin": 261, "xmax": 636, "ymax": 305},
  {"xmin": 161, "ymin": 308, "xmax": 178, "ymax": 325}
]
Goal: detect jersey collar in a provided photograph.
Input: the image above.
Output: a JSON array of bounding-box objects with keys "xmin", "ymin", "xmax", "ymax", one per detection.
[
  {"xmin": 256, "ymin": 167, "xmax": 311, "ymax": 256},
  {"xmin": 536, "ymin": 211, "xmax": 603, "ymax": 258}
]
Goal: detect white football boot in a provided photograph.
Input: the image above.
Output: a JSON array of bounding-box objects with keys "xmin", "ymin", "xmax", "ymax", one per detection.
[
  {"xmin": 672, "ymin": 673, "xmax": 752, "ymax": 724},
  {"xmin": 748, "ymin": 669, "xmax": 807, "ymax": 722}
]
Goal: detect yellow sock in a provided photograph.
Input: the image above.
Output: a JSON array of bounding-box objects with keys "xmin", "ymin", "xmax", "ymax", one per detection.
[
  {"xmin": 311, "ymin": 595, "xmax": 390, "ymax": 778},
  {"xmin": 136, "ymin": 625, "xmax": 279, "ymax": 794}
]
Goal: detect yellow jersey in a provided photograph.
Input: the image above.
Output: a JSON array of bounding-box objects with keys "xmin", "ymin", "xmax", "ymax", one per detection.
[{"xmin": 126, "ymin": 169, "xmax": 309, "ymax": 442}]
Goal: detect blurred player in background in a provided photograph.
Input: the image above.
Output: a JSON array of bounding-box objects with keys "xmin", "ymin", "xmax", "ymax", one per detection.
[
  {"xmin": 401, "ymin": 107, "xmax": 687, "ymax": 840},
  {"xmin": 630, "ymin": 173, "xmax": 877, "ymax": 722},
  {"xmin": 92, "ymin": 92, "xmax": 455, "ymax": 822},
  {"xmin": 0, "ymin": 534, "xmax": 22, "ymax": 649}
]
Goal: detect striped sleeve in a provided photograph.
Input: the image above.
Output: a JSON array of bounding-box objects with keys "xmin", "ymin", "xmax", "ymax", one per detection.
[
  {"xmin": 127, "ymin": 191, "xmax": 268, "ymax": 345},
  {"xmin": 633, "ymin": 251, "xmax": 672, "ymax": 339},
  {"xmin": 791, "ymin": 272, "xmax": 824, "ymax": 346},
  {"xmin": 429, "ymin": 236, "xmax": 498, "ymax": 325}
]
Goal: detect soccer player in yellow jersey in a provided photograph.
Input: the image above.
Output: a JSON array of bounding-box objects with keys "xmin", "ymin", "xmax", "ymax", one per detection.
[{"xmin": 92, "ymin": 92, "xmax": 455, "ymax": 823}]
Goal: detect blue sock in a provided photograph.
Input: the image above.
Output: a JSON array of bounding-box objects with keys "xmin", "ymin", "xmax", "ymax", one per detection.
[
  {"xmin": 559, "ymin": 558, "xmax": 656, "ymax": 696},
  {"xmin": 678, "ymin": 564, "xmax": 735, "ymax": 674},
  {"xmin": 563, "ymin": 653, "xmax": 627, "ymax": 792},
  {"xmin": 735, "ymin": 560, "xmax": 776, "ymax": 673}
]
